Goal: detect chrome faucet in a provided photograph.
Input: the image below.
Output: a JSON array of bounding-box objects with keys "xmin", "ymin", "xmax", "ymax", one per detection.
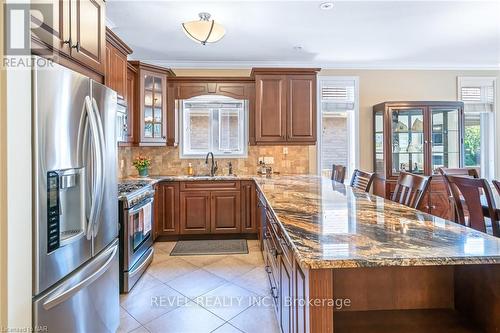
[{"xmin": 205, "ymin": 152, "xmax": 218, "ymax": 177}]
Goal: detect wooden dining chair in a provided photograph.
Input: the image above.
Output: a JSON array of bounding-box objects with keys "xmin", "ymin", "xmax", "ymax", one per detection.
[
  {"xmin": 438, "ymin": 168, "xmax": 479, "ymax": 222},
  {"xmin": 445, "ymin": 175, "xmax": 500, "ymax": 236},
  {"xmin": 350, "ymin": 169, "xmax": 375, "ymax": 192},
  {"xmin": 331, "ymin": 164, "xmax": 346, "ymax": 183},
  {"xmin": 493, "ymin": 180, "xmax": 500, "ymax": 197},
  {"xmin": 391, "ymin": 172, "xmax": 431, "ymax": 209}
]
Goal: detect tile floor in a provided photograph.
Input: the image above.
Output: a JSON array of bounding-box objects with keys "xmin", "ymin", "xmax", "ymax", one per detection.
[{"xmin": 117, "ymin": 240, "xmax": 281, "ymax": 333}]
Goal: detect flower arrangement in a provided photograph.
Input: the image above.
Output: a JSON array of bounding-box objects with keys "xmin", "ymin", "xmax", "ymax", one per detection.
[{"xmin": 133, "ymin": 156, "xmax": 151, "ymax": 177}]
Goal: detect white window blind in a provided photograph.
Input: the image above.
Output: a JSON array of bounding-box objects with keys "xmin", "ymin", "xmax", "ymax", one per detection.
[
  {"xmin": 459, "ymin": 77, "xmax": 495, "ymax": 113},
  {"xmin": 320, "ymin": 80, "xmax": 356, "ymax": 112}
]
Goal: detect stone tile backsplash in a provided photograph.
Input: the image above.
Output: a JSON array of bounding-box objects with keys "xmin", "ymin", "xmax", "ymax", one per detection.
[{"xmin": 118, "ymin": 145, "xmax": 314, "ymax": 178}]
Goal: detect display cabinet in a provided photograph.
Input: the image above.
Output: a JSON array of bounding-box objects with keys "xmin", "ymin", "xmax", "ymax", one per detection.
[
  {"xmin": 373, "ymin": 101, "xmax": 465, "ymax": 219},
  {"xmin": 128, "ymin": 61, "xmax": 175, "ymax": 146}
]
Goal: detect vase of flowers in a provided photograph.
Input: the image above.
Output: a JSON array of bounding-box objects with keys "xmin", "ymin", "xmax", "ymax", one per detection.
[{"xmin": 133, "ymin": 156, "xmax": 151, "ymax": 177}]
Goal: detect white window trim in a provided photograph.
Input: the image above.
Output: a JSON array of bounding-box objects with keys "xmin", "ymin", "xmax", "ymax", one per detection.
[
  {"xmin": 457, "ymin": 76, "xmax": 497, "ymax": 179},
  {"xmin": 316, "ymin": 76, "xmax": 360, "ymax": 178},
  {"xmin": 178, "ymin": 96, "xmax": 249, "ymax": 159}
]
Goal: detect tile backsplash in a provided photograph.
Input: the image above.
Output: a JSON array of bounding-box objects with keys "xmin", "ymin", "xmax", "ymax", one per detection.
[{"xmin": 118, "ymin": 145, "xmax": 315, "ymax": 178}]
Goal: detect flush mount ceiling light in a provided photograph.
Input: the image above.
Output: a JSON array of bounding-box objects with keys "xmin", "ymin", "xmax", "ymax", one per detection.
[
  {"xmin": 182, "ymin": 12, "xmax": 225, "ymax": 45},
  {"xmin": 319, "ymin": 2, "xmax": 334, "ymax": 10}
]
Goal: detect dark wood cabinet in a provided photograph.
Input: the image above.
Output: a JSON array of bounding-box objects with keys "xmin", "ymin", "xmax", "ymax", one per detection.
[
  {"xmin": 179, "ymin": 191, "xmax": 211, "ymax": 234},
  {"xmin": 294, "ymin": 263, "xmax": 307, "ymax": 333},
  {"xmin": 30, "ymin": 0, "xmax": 106, "ymax": 79},
  {"xmin": 30, "ymin": 0, "xmax": 70, "ymax": 56},
  {"xmin": 210, "ymin": 191, "xmax": 241, "ymax": 233},
  {"xmin": 254, "ymin": 74, "xmax": 288, "ymax": 143},
  {"xmin": 279, "ymin": 255, "xmax": 293, "ymax": 333},
  {"xmin": 128, "ymin": 61, "xmax": 175, "ymax": 146},
  {"xmin": 241, "ymin": 181, "xmax": 258, "ymax": 233},
  {"xmin": 171, "ymin": 78, "xmax": 254, "ymax": 100},
  {"xmin": 105, "ymin": 27, "xmax": 132, "ymax": 99},
  {"xmin": 70, "ymin": 0, "xmax": 105, "ymax": 74},
  {"xmin": 179, "ymin": 181, "xmax": 242, "ymax": 235},
  {"xmin": 154, "ymin": 182, "xmax": 179, "ymax": 238},
  {"xmin": 287, "ymin": 75, "xmax": 316, "ymax": 142},
  {"xmin": 123, "ymin": 64, "xmax": 138, "ymax": 145},
  {"xmin": 372, "ymin": 101, "xmax": 465, "ymax": 219},
  {"xmin": 252, "ymin": 68, "xmax": 319, "ymax": 145}
]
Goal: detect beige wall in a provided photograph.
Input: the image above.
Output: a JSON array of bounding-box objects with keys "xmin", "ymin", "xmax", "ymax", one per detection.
[
  {"xmin": 1, "ymin": 0, "xmax": 32, "ymax": 325},
  {"xmin": 0, "ymin": 1, "xmax": 7, "ymax": 328}
]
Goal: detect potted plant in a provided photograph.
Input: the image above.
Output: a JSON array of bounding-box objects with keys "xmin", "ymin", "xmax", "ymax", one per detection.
[{"xmin": 133, "ymin": 156, "xmax": 151, "ymax": 177}]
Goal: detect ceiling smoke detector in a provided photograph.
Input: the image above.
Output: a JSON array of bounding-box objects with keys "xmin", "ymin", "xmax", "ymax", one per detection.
[{"xmin": 319, "ymin": 2, "xmax": 334, "ymax": 10}]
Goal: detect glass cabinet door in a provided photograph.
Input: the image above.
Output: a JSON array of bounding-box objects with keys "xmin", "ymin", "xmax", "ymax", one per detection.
[
  {"xmin": 374, "ymin": 111, "xmax": 384, "ymax": 174},
  {"xmin": 430, "ymin": 107, "xmax": 462, "ymax": 174},
  {"xmin": 142, "ymin": 73, "xmax": 166, "ymax": 141},
  {"xmin": 390, "ymin": 108, "xmax": 425, "ymax": 175}
]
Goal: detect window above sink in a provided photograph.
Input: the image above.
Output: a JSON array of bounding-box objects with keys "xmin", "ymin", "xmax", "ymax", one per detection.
[{"xmin": 179, "ymin": 95, "xmax": 249, "ymax": 158}]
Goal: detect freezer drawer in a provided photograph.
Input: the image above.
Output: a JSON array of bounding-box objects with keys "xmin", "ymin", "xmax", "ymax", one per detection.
[{"xmin": 33, "ymin": 239, "xmax": 119, "ymax": 333}]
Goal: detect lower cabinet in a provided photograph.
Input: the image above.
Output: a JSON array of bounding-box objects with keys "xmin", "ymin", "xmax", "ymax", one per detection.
[
  {"xmin": 262, "ymin": 194, "xmax": 307, "ymax": 333},
  {"xmin": 279, "ymin": 255, "xmax": 293, "ymax": 333},
  {"xmin": 211, "ymin": 191, "xmax": 241, "ymax": 233},
  {"xmin": 241, "ymin": 181, "xmax": 258, "ymax": 233},
  {"xmin": 154, "ymin": 182, "xmax": 179, "ymax": 238},
  {"xmin": 153, "ymin": 180, "xmax": 258, "ymax": 236},
  {"xmin": 179, "ymin": 191, "xmax": 211, "ymax": 234}
]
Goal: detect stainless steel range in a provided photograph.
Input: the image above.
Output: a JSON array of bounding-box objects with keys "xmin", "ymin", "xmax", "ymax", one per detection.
[{"xmin": 118, "ymin": 181, "xmax": 155, "ymax": 293}]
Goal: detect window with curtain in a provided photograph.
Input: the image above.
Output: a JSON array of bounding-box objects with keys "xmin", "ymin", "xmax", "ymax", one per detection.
[
  {"xmin": 458, "ymin": 77, "xmax": 496, "ymax": 179},
  {"xmin": 180, "ymin": 95, "xmax": 248, "ymax": 157},
  {"xmin": 318, "ymin": 78, "xmax": 358, "ymax": 179}
]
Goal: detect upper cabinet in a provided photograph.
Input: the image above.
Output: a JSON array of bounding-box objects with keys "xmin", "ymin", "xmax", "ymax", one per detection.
[
  {"xmin": 31, "ymin": 0, "xmax": 106, "ymax": 78},
  {"xmin": 69, "ymin": 0, "xmax": 106, "ymax": 74},
  {"xmin": 252, "ymin": 68, "xmax": 319, "ymax": 145},
  {"xmin": 128, "ymin": 61, "xmax": 175, "ymax": 146},
  {"xmin": 105, "ymin": 28, "xmax": 132, "ymax": 99},
  {"xmin": 254, "ymin": 74, "xmax": 287, "ymax": 143}
]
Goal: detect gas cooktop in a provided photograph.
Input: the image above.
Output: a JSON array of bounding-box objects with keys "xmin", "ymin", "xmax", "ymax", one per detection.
[{"xmin": 118, "ymin": 180, "xmax": 150, "ymax": 194}]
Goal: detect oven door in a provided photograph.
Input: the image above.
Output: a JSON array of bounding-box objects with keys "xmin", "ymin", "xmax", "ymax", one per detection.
[{"xmin": 125, "ymin": 197, "xmax": 154, "ymax": 270}]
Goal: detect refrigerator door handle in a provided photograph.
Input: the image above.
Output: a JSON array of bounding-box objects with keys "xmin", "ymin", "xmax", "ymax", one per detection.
[
  {"xmin": 90, "ymin": 98, "xmax": 107, "ymax": 237},
  {"xmin": 84, "ymin": 96, "xmax": 104, "ymax": 239},
  {"xmin": 42, "ymin": 243, "xmax": 118, "ymax": 310}
]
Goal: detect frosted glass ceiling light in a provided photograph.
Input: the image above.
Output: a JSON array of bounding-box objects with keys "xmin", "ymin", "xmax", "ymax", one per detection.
[{"xmin": 182, "ymin": 12, "xmax": 225, "ymax": 45}]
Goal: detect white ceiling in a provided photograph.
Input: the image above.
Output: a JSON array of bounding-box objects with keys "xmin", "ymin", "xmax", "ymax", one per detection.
[{"xmin": 106, "ymin": 0, "xmax": 500, "ymax": 69}]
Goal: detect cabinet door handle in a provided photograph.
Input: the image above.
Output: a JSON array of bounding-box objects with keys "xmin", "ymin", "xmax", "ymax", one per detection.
[
  {"xmin": 270, "ymin": 286, "xmax": 278, "ymax": 299},
  {"xmin": 63, "ymin": 38, "xmax": 72, "ymax": 46},
  {"xmin": 71, "ymin": 41, "xmax": 80, "ymax": 52}
]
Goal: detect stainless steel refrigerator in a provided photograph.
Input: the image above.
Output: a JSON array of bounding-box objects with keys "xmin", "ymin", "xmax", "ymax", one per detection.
[{"xmin": 32, "ymin": 56, "xmax": 119, "ymax": 333}]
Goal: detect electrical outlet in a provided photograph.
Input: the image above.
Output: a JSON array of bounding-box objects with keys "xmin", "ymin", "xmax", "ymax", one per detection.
[
  {"xmin": 283, "ymin": 147, "xmax": 288, "ymax": 155},
  {"xmin": 120, "ymin": 159, "xmax": 125, "ymax": 169},
  {"xmin": 264, "ymin": 156, "xmax": 274, "ymax": 165}
]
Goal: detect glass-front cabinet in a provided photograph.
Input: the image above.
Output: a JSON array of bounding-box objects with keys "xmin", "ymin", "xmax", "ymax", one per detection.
[
  {"xmin": 141, "ymin": 71, "xmax": 167, "ymax": 144},
  {"xmin": 128, "ymin": 61, "xmax": 175, "ymax": 146},
  {"xmin": 372, "ymin": 101, "xmax": 464, "ymax": 219}
]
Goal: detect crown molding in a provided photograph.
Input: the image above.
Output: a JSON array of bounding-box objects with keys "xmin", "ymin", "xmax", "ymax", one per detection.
[{"xmin": 138, "ymin": 60, "xmax": 500, "ymax": 71}]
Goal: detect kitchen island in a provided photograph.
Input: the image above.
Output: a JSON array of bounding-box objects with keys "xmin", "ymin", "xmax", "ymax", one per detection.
[{"xmin": 254, "ymin": 175, "xmax": 500, "ymax": 333}]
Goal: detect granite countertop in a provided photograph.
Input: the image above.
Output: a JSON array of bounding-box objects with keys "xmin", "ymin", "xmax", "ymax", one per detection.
[
  {"xmin": 118, "ymin": 174, "xmax": 500, "ymax": 270},
  {"xmin": 119, "ymin": 174, "xmax": 258, "ymax": 186},
  {"xmin": 253, "ymin": 175, "xmax": 500, "ymax": 270}
]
